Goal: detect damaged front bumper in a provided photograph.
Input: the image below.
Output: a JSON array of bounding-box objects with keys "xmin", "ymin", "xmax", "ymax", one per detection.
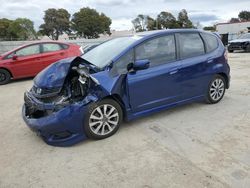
[{"xmin": 22, "ymin": 91, "xmax": 96, "ymax": 146}]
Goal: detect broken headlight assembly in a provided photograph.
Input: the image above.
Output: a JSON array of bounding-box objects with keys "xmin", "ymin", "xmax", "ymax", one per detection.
[{"xmin": 25, "ymin": 64, "xmax": 93, "ymax": 118}]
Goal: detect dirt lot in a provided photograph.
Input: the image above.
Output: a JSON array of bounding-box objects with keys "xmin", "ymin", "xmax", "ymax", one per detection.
[{"xmin": 0, "ymin": 52, "xmax": 250, "ymax": 188}]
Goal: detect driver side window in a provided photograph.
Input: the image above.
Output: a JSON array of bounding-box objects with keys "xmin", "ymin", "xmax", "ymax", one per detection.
[{"xmin": 135, "ymin": 35, "xmax": 176, "ymax": 67}]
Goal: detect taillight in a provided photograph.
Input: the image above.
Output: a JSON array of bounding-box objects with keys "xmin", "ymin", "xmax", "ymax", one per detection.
[{"xmin": 224, "ymin": 51, "xmax": 228, "ymax": 61}]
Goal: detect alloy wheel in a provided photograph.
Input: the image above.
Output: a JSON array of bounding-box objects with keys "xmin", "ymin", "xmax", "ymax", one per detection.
[
  {"xmin": 89, "ymin": 104, "xmax": 119, "ymax": 136},
  {"xmin": 209, "ymin": 78, "xmax": 225, "ymax": 101}
]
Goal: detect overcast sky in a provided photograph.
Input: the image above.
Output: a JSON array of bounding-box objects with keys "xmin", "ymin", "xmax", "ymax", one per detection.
[{"xmin": 0, "ymin": 0, "xmax": 249, "ymax": 30}]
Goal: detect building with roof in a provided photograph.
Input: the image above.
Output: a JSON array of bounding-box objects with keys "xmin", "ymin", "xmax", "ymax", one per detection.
[{"xmin": 216, "ymin": 21, "xmax": 250, "ymax": 44}]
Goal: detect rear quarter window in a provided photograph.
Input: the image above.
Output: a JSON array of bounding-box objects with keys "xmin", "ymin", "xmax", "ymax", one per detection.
[{"xmin": 201, "ymin": 33, "xmax": 219, "ymax": 53}]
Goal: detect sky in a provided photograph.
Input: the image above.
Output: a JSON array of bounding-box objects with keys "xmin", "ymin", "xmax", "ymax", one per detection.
[{"xmin": 0, "ymin": 0, "xmax": 249, "ymax": 30}]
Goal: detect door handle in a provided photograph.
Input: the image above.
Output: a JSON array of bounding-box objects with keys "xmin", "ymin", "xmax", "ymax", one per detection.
[{"xmin": 169, "ymin": 69, "xmax": 179, "ymax": 75}]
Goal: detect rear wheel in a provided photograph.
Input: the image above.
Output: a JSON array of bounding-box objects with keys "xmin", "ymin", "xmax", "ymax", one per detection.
[
  {"xmin": 0, "ymin": 69, "xmax": 11, "ymax": 85},
  {"xmin": 84, "ymin": 98, "xmax": 123, "ymax": 139},
  {"xmin": 228, "ymin": 49, "xmax": 233, "ymax": 53},
  {"xmin": 206, "ymin": 75, "xmax": 226, "ymax": 104}
]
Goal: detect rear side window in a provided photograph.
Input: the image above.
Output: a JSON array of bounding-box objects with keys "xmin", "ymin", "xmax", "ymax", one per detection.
[
  {"xmin": 62, "ymin": 44, "xmax": 69, "ymax": 49},
  {"xmin": 135, "ymin": 35, "xmax": 176, "ymax": 67},
  {"xmin": 201, "ymin": 33, "xmax": 218, "ymax": 53},
  {"xmin": 42, "ymin": 43, "xmax": 63, "ymax": 53},
  {"xmin": 179, "ymin": 33, "xmax": 205, "ymax": 59}
]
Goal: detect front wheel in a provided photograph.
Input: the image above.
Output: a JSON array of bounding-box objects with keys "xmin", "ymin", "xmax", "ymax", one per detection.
[
  {"xmin": 84, "ymin": 98, "xmax": 123, "ymax": 140},
  {"xmin": 0, "ymin": 69, "xmax": 11, "ymax": 85},
  {"xmin": 206, "ymin": 75, "xmax": 226, "ymax": 104}
]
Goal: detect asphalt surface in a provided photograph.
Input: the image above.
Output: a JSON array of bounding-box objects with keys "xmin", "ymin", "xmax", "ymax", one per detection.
[{"xmin": 0, "ymin": 52, "xmax": 250, "ymax": 188}]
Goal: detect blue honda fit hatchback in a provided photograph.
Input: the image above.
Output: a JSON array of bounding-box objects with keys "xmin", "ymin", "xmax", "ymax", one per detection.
[{"xmin": 22, "ymin": 29, "xmax": 230, "ymax": 146}]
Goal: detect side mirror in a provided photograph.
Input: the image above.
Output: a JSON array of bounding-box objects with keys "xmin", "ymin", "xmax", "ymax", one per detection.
[
  {"xmin": 12, "ymin": 55, "xmax": 18, "ymax": 60},
  {"xmin": 128, "ymin": 59, "xmax": 150, "ymax": 72}
]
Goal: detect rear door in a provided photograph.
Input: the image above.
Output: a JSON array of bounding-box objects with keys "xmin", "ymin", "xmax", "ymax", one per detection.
[
  {"xmin": 8, "ymin": 44, "xmax": 43, "ymax": 77},
  {"xmin": 127, "ymin": 34, "xmax": 182, "ymax": 113},
  {"xmin": 177, "ymin": 32, "xmax": 210, "ymax": 99},
  {"xmin": 40, "ymin": 43, "xmax": 68, "ymax": 68}
]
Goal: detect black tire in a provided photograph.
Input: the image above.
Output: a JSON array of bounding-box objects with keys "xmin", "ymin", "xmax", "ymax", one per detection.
[
  {"xmin": 0, "ymin": 69, "xmax": 11, "ymax": 85},
  {"xmin": 206, "ymin": 75, "xmax": 226, "ymax": 104},
  {"xmin": 84, "ymin": 98, "xmax": 123, "ymax": 140},
  {"xmin": 228, "ymin": 49, "xmax": 233, "ymax": 53}
]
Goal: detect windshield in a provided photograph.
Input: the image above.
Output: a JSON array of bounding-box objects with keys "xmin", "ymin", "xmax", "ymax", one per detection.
[
  {"xmin": 82, "ymin": 36, "xmax": 142, "ymax": 68},
  {"xmin": 238, "ymin": 33, "xmax": 250, "ymax": 39}
]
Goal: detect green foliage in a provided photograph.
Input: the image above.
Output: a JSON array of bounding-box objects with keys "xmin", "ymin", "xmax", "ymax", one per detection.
[
  {"xmin": 147, "ymin": 16, "xmax": 157, "ymax": 31},
  {"xmin": 229, "ymin": 18, "xmax": 240, "ymax": 23},
  {"xmin": 71, "ymin": 7, "xmax": 112, "ymax": 39},
  {"xmin": 132, "ymin": 9, "xmax": 194, "ymax": 32},
  {"xmin": 0, "ymin": 18, "xmax": 12, "ymax": 40},
  {"xmin": 157, "ymin": 11, "xmax": 179, "ymax": 29},
  {"xmin": 238, "ymin": 11, "xmax": 250, "ymax": 21},
  {"xmin": 178, "ymin": 9, "xmax": 193, "ymax": 28},
  {"xmin": 203, "ymin": 26, "xmax": 216, "ymax": 31},
  {"xmin": 132, "ymin": 15, "xmax": 157, "ymax": 32},
  {"xmin": 0, "ymin": 18, "xmax": 36, "ymax": 41},
  {"xmin": 39, "ymin": 8, "xmax": 71, "ymax": 40}
]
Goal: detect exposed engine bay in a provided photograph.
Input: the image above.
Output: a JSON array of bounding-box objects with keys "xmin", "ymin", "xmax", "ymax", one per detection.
[{"xmin": 24, "ymin": 57, "xmax": 100, "ymax": 119}]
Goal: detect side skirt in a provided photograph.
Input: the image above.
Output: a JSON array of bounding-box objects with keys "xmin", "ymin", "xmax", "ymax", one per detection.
[{"xmin": 126, "ymin": 95, "xmax": 205, "ymax": 121}]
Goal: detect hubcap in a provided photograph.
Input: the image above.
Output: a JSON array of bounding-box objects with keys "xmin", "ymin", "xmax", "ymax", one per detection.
[
  {"xmin": 89, "ymin": 104, "xmax": 119, "ymax": 136},
  {"xmin": 0, "ymin": 73, "xmax": 6, "ymax": 82},
  {"xmin": 210, "ymin": 78, "xmax": 225, "ymax": 101}
]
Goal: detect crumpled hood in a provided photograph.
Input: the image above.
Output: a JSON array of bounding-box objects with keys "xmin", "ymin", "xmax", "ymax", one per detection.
[
  {"xmin": 34, "ymin": 57, "xmax": 75, "ymax": 88},
  {"xmin": 229, "ymin": 39, "xmax": 250, "ymax": 43}
]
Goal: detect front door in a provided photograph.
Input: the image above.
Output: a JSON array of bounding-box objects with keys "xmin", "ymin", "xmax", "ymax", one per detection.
[
  {"xmin": 9, "ymin": 44, "xmax": 43, "ymax": 77},
  {"xmin": 127, "ymin": 34, "xmax": 182, "ymax": 113}
]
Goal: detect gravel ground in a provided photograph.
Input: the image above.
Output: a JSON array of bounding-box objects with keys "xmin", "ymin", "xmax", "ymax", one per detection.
[{"xmin": 0, "ymin": 52, "xmax": 250, "ymax": 188}]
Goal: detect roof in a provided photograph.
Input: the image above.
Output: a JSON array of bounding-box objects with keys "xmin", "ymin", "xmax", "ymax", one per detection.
[
  {"xmin": 216, "ymin": 20, "xmax": 250, "ymax": 26},
  {"xmin": 137, "ymin": 29, "xmax": 202, "ymax": 36}
]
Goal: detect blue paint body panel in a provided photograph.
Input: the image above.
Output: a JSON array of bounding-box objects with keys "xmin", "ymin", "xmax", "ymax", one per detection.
[{"xmin": 22, "ymin": 29, "xmax": 230, "ymax": 146}]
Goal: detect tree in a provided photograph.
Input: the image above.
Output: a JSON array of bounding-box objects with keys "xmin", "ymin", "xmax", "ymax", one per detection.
[
  {"xmin": 132, "ymin": 15, "xmax": 147, "ymax": 32},
  {"xmin": 0, "ymin": 18, "xmax": 13, "ymax": 40},
  {"xmin": 203, "ymin": 26, "xmax": 216, "ymax": 31},
  {"xmin": 100, "ymin": 13, "xmax": 112, "ymax": 35},
  {"xmin": 229, "ymin": 18, "xmax": 240, "ymax": 23},
  {"xmin": 71, "ymin": 7, "xmax": 112, "ymax": 39},
  {"xmin": 157, "ymin": 11, "xmax": 179, "ymax": 29},
  {"xmin": 0, "ymin": 18, "xmax": 36, "ymax": 41},
  {"xmin": 9, "ymin": 18, "xmax": 36, "ymax": 40},
  {"xmin": 132, "ymin": 15, "xmax": 156, "ymax": 32},
  {"xmin": 238, "ymin": 11, "xmax": 250, "ymax": 21},
  {"xmin": 178, "ymin": 9, "xmax": 193, "ymax": 28},
  {"xmin": 39, "ymin": 8, "xmax": 71, "ymax": 40},
  {"xmin": 147, "ymin": 16, "xmax": 156, "ymax": 30}
]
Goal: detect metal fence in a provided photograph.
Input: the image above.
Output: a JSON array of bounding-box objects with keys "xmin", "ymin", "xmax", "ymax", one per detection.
[{"xmin": 0, "ymin": 38, "xmax": 108, "ymax": 54}]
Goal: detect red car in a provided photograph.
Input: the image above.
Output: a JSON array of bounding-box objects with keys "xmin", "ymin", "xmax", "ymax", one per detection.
[{"xmin": 0, "ymin": 41, "xmax": 82, "ymax": 85}]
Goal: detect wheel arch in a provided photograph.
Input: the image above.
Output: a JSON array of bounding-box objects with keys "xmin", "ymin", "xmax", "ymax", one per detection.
[
  {"xmin": 217, "ymin": 72, "xmax": 229, "ymax": 89},
  {"xmin": 103, "ymin": 94, "xmax": 127, "ymax": 120}
]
